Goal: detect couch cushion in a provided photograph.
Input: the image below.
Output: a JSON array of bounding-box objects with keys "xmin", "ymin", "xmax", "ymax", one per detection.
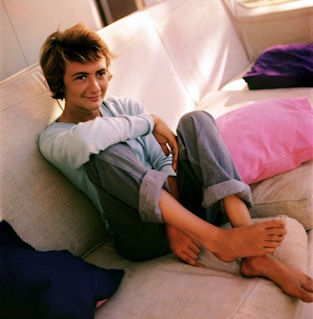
[
  {"xmin": 145, "ymin": 0, "xmax": 250, "ymax": 101},
  {"xmin": 197, "ymin": 87, "xmax": 313, "ymax": 118},
  {"xmin": 97, "ymin": 11, "xmax": 195, "ymax": 130},
  {"xmin": 85, "ymin": 216, "xmax": 307, "ymax": 319},
  {"xmin": 250, "ymin": 160, "xmax": 313, "ymax": 231},
  {"xmin": 0, "ymin": 65, "xmax": 108, "ymax": 256}
]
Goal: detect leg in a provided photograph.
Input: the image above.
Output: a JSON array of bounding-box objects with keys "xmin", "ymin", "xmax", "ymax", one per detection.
[
  {"xmin": 86, "ymin": 117, "xmax": 284, "ymax": 261},
  {"xmin": 158, "ymin": 189, "xmax": 285, "ymax": 260},
  {"xmin": 176, "ymin": 110, "xmax": 252, "ymax": 217},
  {"xmin": 85, "ymin": 143, "xmax": 171, "ymax": 261},
  {"xmin": 175, "ymin": 111, "xmax": 285, "ymax": 257},
  {"xmin": 241, "ymin": 255, "xmax": 313, "ymax": 302},
  {"xmin": 176, "ymin": 111, "xmax": 313, "ymax": 302}
]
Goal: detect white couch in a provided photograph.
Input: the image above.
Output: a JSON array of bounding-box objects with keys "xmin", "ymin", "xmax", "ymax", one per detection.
[{"xmin": 1, "ymin": 0, "xmax": 312, "ymax": 318}]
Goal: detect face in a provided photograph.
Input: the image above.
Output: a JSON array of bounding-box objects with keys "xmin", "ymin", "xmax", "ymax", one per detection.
[{"xmin": 63, "ymin": 57, "xmax": 109, "ymax": 114}]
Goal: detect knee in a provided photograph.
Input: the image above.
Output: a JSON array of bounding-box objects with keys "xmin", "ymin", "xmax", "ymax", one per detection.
[
  {"xmin": 178, "ymin": 110, "xmax": 216, "ymax": 133},
  {"xmin": 85, "ymin": 143, "xmax": 129, "ymax": 183}
]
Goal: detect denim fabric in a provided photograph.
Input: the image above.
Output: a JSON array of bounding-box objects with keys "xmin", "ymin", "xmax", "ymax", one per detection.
[
  {"xmin": 86, "ymin": 142, "xmax": 168, "ymax": 223},
  {"xmin": 85, "ymin": 110, "xmax": 253, "ymax": 260},
  {"xmin": 176, "ymin": 111, "xmax": 252, "ymax": 225}
]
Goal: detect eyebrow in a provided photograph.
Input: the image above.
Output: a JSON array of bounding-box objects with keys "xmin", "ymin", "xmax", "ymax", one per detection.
[
  {"xmin": 71, "ymin": 68, "xmax": 107, "ymax": 78},
  {"xmin": 71, "ymin": 72, "xmax": 88, "ymax": 78}
]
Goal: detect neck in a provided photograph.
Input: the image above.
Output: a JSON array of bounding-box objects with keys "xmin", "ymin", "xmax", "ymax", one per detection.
[{"xmin": 59, "ymin": 106, "xmax": 101, "ymax": 124}]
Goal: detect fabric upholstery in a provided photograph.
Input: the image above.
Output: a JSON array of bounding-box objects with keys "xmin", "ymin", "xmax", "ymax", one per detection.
[
  {"xmin": 145, "ymin": 0, "xmax": 250, "ymax": 101},
  {"xmin": 198, "ymin": 87, "xmax": 313, "ymax": 118},
  {"xmin": 85, "ymin": 217, "xmax": 307, "ymax": 319},
  {"xmin": 98, "ymin": 12, "xmax": 195, "ymax": 131},
  {"xmin": 250, "ymin": 160, "xmax": 313, "ymax": 230}
]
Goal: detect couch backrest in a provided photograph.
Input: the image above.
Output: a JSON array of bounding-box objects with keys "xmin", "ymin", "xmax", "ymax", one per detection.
[
  {"xmin": 97, "ymin": 0, "xmax": 250, "ymax": 129},
  {"xmin": 144, "ymin": 0, "xmax": 250, "ymax": 102},
  {"xmin": 99, "ymin": 11, "xmax": 196, "ymax": 130},
  {"xmin": 0, "ymin": 66, "xmax": 108, "ymax": 256}
]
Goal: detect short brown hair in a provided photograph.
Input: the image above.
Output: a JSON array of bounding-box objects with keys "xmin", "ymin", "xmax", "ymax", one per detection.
[{"xmin": 40, "ymin": 23, "xmax": 114, "ymax": 99}]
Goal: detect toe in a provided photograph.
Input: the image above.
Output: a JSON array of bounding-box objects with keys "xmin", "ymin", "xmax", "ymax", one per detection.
[
  {"xmin": 299, "ymin": 289, "xmax": 313, "ymax": 303},
  {"xmin": 301, "ymin": 276, "xmax": 313, "ymax": 292}
]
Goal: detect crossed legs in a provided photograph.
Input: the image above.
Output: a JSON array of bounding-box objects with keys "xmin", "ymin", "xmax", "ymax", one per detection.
[
  {"xmin": 177, "ymin": 111, "xmax": 313, "ymax": 302},
  {"xmin": 85, "ymin": 110, "xmax": 313, "ymax": 302}
]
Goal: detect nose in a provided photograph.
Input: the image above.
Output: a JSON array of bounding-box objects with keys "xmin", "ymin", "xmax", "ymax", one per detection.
[{"xmin": 89, "ymin": 77, "xmax": 101, "ymax": 93}]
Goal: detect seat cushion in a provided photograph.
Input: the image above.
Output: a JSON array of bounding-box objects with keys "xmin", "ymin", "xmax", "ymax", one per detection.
[
  {"xmin": 250, "ymin": 160, "xmax": 313, "ymax": 231},
  {"xmin": 85, "ymin": 216, "xmax": 308, "ymax": 319}
]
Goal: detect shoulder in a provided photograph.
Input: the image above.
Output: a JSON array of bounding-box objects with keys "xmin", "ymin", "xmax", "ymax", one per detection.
[
  {"xmin": 40, "ymin": 121, "xmax": 74, "ymax": 138},
  {"xmin": 39, "ymin": 121, "xmax": 74, "ymax": 148}
]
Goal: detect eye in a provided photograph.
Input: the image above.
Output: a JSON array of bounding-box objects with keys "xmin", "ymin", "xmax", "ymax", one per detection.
[
  {"xmin": 75, "ymin": 74, "xmax": 87, "ymax": 81},
  {"xmin": 97, "ymin": 70, "xmax": 106, "ymax": 78}
]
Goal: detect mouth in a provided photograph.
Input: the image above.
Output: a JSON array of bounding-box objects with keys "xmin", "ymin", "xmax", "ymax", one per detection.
[{"xmin": 85, "ymin": 95, "xmax": 101, "ymax": 102}]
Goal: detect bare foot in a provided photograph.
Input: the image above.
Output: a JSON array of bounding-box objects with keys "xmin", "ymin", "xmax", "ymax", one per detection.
[
  {"xmin": 204, "ymin": 219, "xmax": 286, "ymax": 261},
  {"xmin": 241, "ymin": 255, "xmax": 313, "ymax": 302}
]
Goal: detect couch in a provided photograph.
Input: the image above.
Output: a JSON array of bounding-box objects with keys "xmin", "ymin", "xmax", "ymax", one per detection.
[{"xmin": 1, "ymin": 0, "xmax": 312, "ymax": 318}]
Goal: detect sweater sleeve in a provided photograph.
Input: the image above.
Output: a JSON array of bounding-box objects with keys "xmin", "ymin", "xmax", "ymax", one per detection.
[{"xmin": 39, "ymin": 113, "xmax": 154, "ymax": 169}]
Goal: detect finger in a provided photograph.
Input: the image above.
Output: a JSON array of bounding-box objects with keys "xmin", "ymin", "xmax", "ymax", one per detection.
[
  {"xmin": 267, "ymin": 234, "xmax": 285, "ymax": 242},
  {"xmin": 185, "ymin": 250, "xmax": 198, "ymax": 261},
  {"xmin": 189, "ymin": 241, "xmax": 201, "ymax": 255},
  {"xmin": 168, "ymin": 137, "xmax": 179, "ymax": 171},
  {"xmin": 160, "ymin": 143, "xmax": 170, "ymax": 156},
  {"xmin": 172, "ymin": 151, "xmax": 178, "ymax": 172},
  {"xmin": 194, "ymin": 261, "xmax": 205, "ymax": 268},
  {"xmin": 180, "ymin": 252, "xmax": 198, "ymax": 266}
]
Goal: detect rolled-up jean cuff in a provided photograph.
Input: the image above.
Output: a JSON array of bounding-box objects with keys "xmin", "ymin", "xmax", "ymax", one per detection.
[
  {"xmin": 139, "ymin": 169, "xmax": 169, "ymax": 223},
  {"xmin": 202, "ymin": 179, "xmax": 253, "ymax": 208}
]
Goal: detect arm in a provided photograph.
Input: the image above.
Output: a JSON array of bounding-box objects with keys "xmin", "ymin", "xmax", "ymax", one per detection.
[
  {"xmin": 39, "ymin": 113, "xmax": 153, "ymax": 169},
  {"xmin": 150, "ymin": 114, "xmax": 178, "ymax": 172}
]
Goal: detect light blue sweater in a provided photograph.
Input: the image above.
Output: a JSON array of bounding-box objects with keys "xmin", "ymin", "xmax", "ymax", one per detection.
[{"xmin": 39, "ymin": 96, "xmax": 175, "ymax": 219}]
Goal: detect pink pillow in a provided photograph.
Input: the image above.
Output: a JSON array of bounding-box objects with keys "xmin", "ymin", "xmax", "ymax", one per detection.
[{"xmin": 216, "ymin": 98, "xmax": 313, "ymax": 184}]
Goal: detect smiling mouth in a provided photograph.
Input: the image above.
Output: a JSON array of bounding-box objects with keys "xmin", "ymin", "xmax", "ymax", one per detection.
[{"xmin": 85, "ymin": 96, "xmax": 101, "ymax": 101}]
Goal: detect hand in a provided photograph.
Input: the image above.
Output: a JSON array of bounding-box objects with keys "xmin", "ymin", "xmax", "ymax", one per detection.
[
  {"xmin": 166, "ymin": 224, "xmax": 203, "ymax": 267},
  {"xmin": 150, "ymin": 114, "xmax": 178, "ymax": 171},
  {"xmin": 167, "ymin": 176, "xmax": 180, "ymax": 201}
]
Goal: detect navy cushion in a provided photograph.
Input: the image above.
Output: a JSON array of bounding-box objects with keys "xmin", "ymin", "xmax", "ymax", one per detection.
[
  {"xmin": 0, "ymin": 221, "xmax": 124, "ymax": 319},
  {"xmin": 243, "ymin": 43, "xmax": 313, "ymax": 90}
]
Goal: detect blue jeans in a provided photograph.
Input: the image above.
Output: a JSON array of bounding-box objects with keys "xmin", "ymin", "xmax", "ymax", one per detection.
[{"xmin": 85, "ymin": 111, "xmax": 252, "ymax": 261}]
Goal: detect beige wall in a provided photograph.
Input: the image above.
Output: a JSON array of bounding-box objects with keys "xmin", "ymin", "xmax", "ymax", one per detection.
[{"xmin": 0, "ymin": 0, "xmax": 103, "ymax": 81}]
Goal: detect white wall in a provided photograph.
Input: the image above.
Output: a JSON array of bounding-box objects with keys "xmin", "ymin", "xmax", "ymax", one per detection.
[{"xmin": 0, "ymin": 0, "xmax": 103, "ymax": 81}]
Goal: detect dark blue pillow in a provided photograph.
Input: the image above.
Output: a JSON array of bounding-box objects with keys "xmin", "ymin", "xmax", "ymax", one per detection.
[
  {"xmin": 0, "ymin": 221, "xmax": 124, "ymax": 319},
  {"xmin": 243, "ymin": 43, "xmax": 313, "ymax": 90}
]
